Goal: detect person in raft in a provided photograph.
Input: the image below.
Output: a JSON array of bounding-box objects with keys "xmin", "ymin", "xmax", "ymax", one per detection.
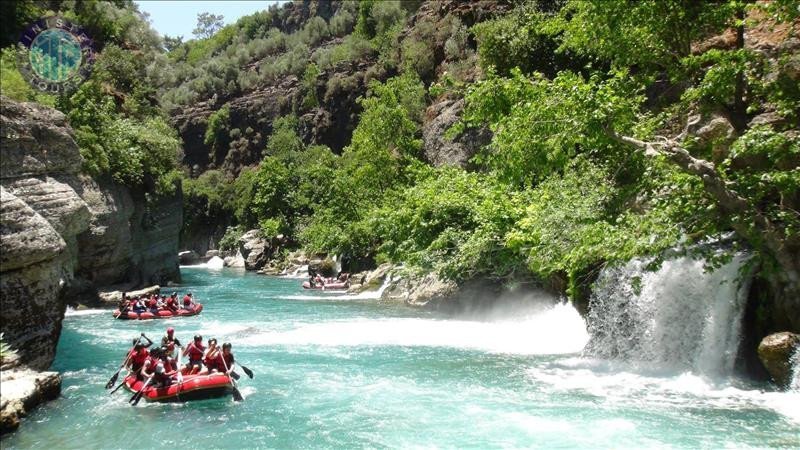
[
  {"xmin": 141, "ymin": 348, "xmax": 172, "ymax": 388},
  {"xmin": 218, "ymin": 342, "xmax": 236, "ymax": 376},
  {"xmin": 160, "ymin": 327, "xmax": 181, "ymax": 358},
  {"xmin": 126, "ymin": 334, "xmax": 153, "ymax": 380},
  {"xmin": 118, "ymin": 293, "xmax": 130, "ymax": 314},
  {"xmin": 182, "ymin": 292, "xmax": 195, "ymax": 310},
  {"xmin": 132, "ymin": 296, "xmax": 147, "ymax": 313},
  {"xmin": 147, "ymin": 295, "xmax": 159, "ymax": 313},
  {"xmin": 161, "ymin": 327, "xmax": 181, "ymax": 351},
  {"xmin": 165, "ymin": 293, "xmax": 179, "ymax": 313},
  {"xmin": 202, "ymin": 338, "xmax": 220, "ymax": 374},
  {"xmin": 182, "ymin": 335, "xmax": 206, "ymax": 374}
]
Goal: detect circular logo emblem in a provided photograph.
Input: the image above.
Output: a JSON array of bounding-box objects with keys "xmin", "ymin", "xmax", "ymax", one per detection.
[{"xmin": 17, "ymin": 16, "xmax": 94, "ymax": 94}]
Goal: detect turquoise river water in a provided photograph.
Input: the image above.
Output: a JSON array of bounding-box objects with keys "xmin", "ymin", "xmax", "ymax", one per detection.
[{"xmin": 2, "ymin": 267, "xmax": 799, "ymax": 449}]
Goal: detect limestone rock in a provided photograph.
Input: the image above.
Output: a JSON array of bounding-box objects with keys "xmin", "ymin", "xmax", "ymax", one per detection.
[
  {"xmin": 71, "ymin": 176, "xmax": 135, "ymax": 285},
  {"xmin": 350, "ymin": 263, "xmax": 392, "ymax": 293},
  {"xmin": 224, "ymin": 252, "xmax": 246, "ymax": 268},
  {"xmin": 0, "ymin": 367, "xmax": 61, "ymax": 435},
  {"xmin": 0, "ymin": 96, "xmax": 81, "ymax": 179},
  {"xmin": 0, "ymin": 187, "xmax": 71, "ymax": 369},
  {"xmin": 758, "ymin": 332, "xmax": 800, "ymax": 388},
  {"xmin": 238, "ymin": 229, "xmax": 271, "ymax": 270},
  {"xmin": 73, "ymin": 176, "xmax": 182, "ymax": 288},
  {"xmin": 2, "ymin": 176, "xmax": 91, "ymax": 238},
  {"xmin": 382, "ymin": 270, "xmax": 458, "ymax": 307},
  {"xmin": 205, "ymin": 249, "xmax": 220, "ymax": 258},
  {"xmin": 0, "ymin": 187, "xmax": 65, "ymax": 272},
  {"xmin": 422, "ymin": 99, "xmax": 491, "ymax": 169},
  {"xmin": 694, "ymin": 114, "xmax": 736, "ymax": 162}
]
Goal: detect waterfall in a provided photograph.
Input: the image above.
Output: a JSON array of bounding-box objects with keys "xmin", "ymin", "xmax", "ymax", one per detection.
[
  {"xmin": 585, "ymin": 253, "xmax": 752, "ymax": 377},
  {"xmin": 790, "ymin": 346, "xmax": 800, "ymax": 391}
]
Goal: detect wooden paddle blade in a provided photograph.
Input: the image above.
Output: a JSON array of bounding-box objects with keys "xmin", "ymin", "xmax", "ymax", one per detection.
[
  {"xmin": 240, "ymin": 365, "xmax": 254, "ymax": 379},
  {"xmin": 232, "ymin": 386, "xmax": 244, "ymax": 402}
]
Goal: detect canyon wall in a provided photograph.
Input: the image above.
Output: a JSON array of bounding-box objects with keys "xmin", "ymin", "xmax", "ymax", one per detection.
[{"xmin": 0, "ymin": 96, "xmax": 181, "ymax": 369}]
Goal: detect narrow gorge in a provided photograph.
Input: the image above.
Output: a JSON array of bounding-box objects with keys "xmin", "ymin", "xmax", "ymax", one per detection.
[{"xmin": 1, "ymin": 0, "xmax": 798, "ymax": 446}]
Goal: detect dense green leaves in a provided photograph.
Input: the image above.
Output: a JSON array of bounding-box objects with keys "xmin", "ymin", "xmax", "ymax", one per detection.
[{"xmin": 460, "ymin": 68, "xmax": 644, "ymax": 186}]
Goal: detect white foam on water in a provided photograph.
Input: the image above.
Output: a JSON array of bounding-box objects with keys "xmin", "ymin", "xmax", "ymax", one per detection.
[
  {"xmin": 64, "ymin": 307, "xmax": 108, "ymax": 317},
  {"xmin": 281, "ymin": 264, "xmax": 309, "ymax": 278},
  {"xmin": 237, "ymin": 301, "xmax": 588, "ymax": 355},
  {"xmin": 180, "ymin": 256, "xmax": 225, "ymax": 270},
  {"xmin": 278, "ymin": 275, "xmax": 394, "ymax": 301},
  {"xmin": 526, "ymin": 357, "xmax": 800, "ymax": 424}
]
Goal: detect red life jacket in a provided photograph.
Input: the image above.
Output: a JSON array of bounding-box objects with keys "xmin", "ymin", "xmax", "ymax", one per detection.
[
  {"xmin": 146, "ymin": 355, "xmax": 161, "ymax": 370},
  {"xmin": 186, "ymin": 342, "xmax": 205, "ymax": 360},
  {"xmin": 183, "ymin": 295, "xmax": 191, "ymax": 306},
  {"xmin": 129, "ymin": 349, "xmax": 149, "ymax": 367},
  {"xmin": 218, "ymin": 353, "xmax": 234, "ymax": 371},
  {"xmin": 147, "ymin": 298, "xmax": 157, "ymax": 308},
  {"xmin": 204, "ymin": 351, "xmax": 219, "ymax": 370}
]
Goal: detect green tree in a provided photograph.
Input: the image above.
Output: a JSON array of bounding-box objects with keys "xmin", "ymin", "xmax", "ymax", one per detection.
[{"xmin": 193, "ymin": 12, "xmax": 225, "ymax": 39}]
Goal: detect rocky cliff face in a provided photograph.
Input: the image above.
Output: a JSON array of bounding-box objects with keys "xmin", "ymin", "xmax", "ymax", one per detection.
[
  {"xmin": 0, "ymin": 97, "xmax": 181, "ymax": 370},
  {"xmin": 170, "ymin": 0, "xmax": 507, "ymax": 177}
]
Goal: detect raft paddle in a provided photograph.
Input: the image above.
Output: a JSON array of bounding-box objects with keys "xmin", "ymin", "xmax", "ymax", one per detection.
[
  {"xmin": 106, "ymin": 336, "xmax": 141, "ymax": 389},
  {"xmin": 129, "ymin": 376, "xmax": 153, "ymax": 405},
  {"xmin": 174, "ymin": 346, "xmax": 184, "ymax": 402},
  {"xmin": 237, "ymin": 363, "xmax": 254, "ymax": 379},
  {"xmin": 109, "ymin": 380, "xmax": 127, "ymax": 395},
  {"xmin": 220, "ymin": 354, "xmax": 243, "ymax": 402}
]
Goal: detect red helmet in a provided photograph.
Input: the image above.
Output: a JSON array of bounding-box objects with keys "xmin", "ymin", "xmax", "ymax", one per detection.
[{"xmin": 166, "ymin": 327, "xmax": 174, "ymax": 334}]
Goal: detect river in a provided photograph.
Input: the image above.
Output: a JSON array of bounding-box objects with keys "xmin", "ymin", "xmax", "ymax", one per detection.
[{"xmin": 2, "ymin": 267, "xmax": 799, "ymax": 448}]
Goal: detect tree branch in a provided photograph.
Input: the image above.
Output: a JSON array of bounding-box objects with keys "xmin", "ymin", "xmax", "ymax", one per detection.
[{"xmin": 604, "ymin": 121, "xmax": 796, "ymax": 277}]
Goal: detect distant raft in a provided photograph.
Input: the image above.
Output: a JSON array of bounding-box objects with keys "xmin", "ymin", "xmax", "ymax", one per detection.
[
  {"xmin": 112, "ymin": 304, "xmax": 203, "ymax": 320},
  {"xmin": 302, "ymin": 280, "xmax": 349, "ymax": 290},
  {"xmin": 123, "ymin": 371, "xmax": 232, "ymax": 402}
]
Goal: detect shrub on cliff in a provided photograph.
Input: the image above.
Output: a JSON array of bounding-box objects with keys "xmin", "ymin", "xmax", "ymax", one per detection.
[{"xmin": 0, "ymin": 47, "xmax": 55, "ymax": 106}]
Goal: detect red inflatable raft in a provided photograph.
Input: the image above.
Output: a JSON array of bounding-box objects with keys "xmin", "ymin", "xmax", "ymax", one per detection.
[
  {"xmin": 123, "ymin": 371, "xmax": 233, "ymax": 403},
  {"xmin": 112, "ymin": 304, "xmax": 203, "ymax": 320}
]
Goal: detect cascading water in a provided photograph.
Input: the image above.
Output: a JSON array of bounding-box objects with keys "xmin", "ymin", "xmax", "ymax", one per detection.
[
  {"xmin": 585, "ymin": 253, "xmax": 752, "ymax": 377},
  {"xmin": 791, "ymin": 346, "xmax": 800, "ymax": 391}
]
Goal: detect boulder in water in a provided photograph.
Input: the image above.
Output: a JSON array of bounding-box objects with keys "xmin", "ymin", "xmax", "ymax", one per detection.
[
  {"xmin": 757, "ymin": 332, "xmax": 800, "ymax": 388},
  {"xmin": 224, "ymin": 252, "xmax": 246, "ymax": 268},
  {"xmin": 206, "ymin": 256, "xmax": 225, "ymax": 270},
  {"xmin": 178, "ymin": 250, "xmax": 200, "ymax": 265},
  {"xmin": 350, "ymin": 263, "xmax": 392, "ymax": 293},
  {"xmin": 238, "ymin": 230, "xmax": 270, "ymax": 270}
]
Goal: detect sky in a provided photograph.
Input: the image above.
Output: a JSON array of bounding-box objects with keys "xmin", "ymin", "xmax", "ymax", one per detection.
[{"xmin": 135, "ymin": 1, "xmax": 285, "ymax": 39}]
